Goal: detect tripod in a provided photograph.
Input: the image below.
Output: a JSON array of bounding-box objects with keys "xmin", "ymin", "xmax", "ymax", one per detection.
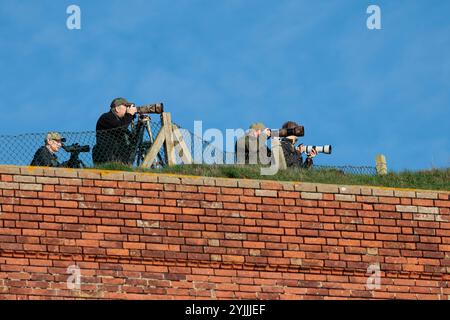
[{"xmin": 129, "ymin": 115, "xmax": 165, "ymax": 167}]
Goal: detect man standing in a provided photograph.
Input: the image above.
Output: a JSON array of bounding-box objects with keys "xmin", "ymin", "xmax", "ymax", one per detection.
[
  {"xmin": 30, "ymin": 132, "xmax": 66, "ymax": 167},
  {"xmin": 92, "ymin": 97, "xmax": 138, "ymax": 165}
]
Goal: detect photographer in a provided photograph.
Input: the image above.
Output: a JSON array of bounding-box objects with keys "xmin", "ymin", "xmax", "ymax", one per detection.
[
  {"xmin": 279, "ymin": 121, "xmax": 317, "ymax": 168},
  {"xmin": 92, "ymin": 97, "xmax": 138, "ymax": 165},
  {"xmin": 235, "ymin": 122, "xmax": 272, "ymax": 165},
  {"xmin": 30, "ymin": 132, "xmax": 68, "ymax": 167}
]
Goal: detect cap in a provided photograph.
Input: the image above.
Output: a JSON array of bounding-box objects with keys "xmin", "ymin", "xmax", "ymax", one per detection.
[
  {"xmin": 249, "ymin": 122, "xmax": 266, "ymax": 131},
  {"xmin": 46, "ymin": 132, "xmax": 66, "ymax": 142},
  {"xmin": 110, "ymin": 97, "xmax": 134, "ymax": 110}
]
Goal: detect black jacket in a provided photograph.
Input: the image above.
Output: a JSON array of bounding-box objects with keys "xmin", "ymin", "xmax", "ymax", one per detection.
[
  {"xmin": 30, "ymin": 146, "xmax": 61, "ymax": 167},
  {"xmin": 280, "ymin": 138, "xmax": 313, "ymax": 168},
  {"xmin": 235, "ymin": 133, "xmax": 272, "ymax": 165},
  {"xmin": 93, "ymin": 111, "xmax": 136, "ymax": 165}
]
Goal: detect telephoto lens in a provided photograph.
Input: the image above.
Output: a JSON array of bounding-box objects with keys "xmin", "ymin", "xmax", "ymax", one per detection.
[
  {"xmin": 304, "ymin": 145, "xmax": 332, "ymax": 154},
  {"xmin": 135, "ymin": 103, "xmax": 164, "ymax": 114}
]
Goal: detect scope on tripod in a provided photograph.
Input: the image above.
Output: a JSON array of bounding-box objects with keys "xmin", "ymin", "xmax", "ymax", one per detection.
[
  {"xmin": 62, "ymin": 143, "xmax": 90, "ymax": 153},
  {"xmin": 272, "ymin": 126, "xmax": 304, "ymax": 137},
  {"xmin": 304, "ymin": 145, "xmax": 332, "ymax": 154}
]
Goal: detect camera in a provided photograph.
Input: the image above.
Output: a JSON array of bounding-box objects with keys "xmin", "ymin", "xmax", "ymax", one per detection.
[
  {"xmin": 304, "ymin": 145, "xmax": 332, "ymax": 154},
  {"xmin": 63, "ymin": 143, "xmax": 90, "ymax": 153},
  {"xmin": 126, "ymin": 103, "xmax": 164, "ymax": 114},
  {"xmin": 272, "ymin": 126, "xmax": 304, "ymax": 137}
]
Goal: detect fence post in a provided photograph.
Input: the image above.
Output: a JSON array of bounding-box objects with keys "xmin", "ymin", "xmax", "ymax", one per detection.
[{"xmin": 376, "ymin": 154, "xmax": 387, "ymax": 175}]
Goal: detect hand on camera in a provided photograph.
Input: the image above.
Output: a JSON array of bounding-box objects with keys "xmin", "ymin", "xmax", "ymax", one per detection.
[
  {"xmin": 298, "ymin": 144, "xmax": 317, "ymax": 158},
  {"xmin": 139, "ymin": 115, "xmax": 150, "ymax": 123}
]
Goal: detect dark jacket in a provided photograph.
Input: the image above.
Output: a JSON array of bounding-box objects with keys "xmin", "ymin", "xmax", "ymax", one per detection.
[
  {"xmin": 30, "ymin": 146, "xmax": 61, "ymax": 167},
  {"xmin": 280, "ymin": 138, "xmax": 313, "ymax": 168},
  {"xmin": 235, "ymin": 133, "xmax": 272, "ymax": 165},
  {"xmin": 93, "ymin": 111, "xmax": 136, "ymax": 165}
]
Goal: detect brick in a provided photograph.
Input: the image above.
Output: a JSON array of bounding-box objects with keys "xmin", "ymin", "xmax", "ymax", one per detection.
[
  {"xmin": 316, "ymin": 184, "xmax": 339, "ymax": 193},
  {"xmin": 54, "ymin": 200, "xmax": 78, "ymax": 208},
  {"xmin": 394, "ymin": 190, "xmax": 416, "ymax": 198},
  {"xmin": 255, "ymin": 190, "xmax": 278, "ymax": 197},
  {"xmin": 413, "ymin": 214, "xmax": 436, "ymax": 221},
  {"xmin": 214, "ymin": 178, "xmax": 238, "ymax": 187},
  {"xmin": 335, "ymin": 194, "xmax": 356, "ymax": 202},
  {"xmin": 372, "ymin": 188, "xmax": 394, "ymax": 197},
  {"xmin": 293, "ymin": 183, "xmax": 315, "ymax": 192},
  {"xmin": 238, "ymin": 180, "xmax": 260, "ymax": 189},
  {"xmin": 337, "ymin": 185, "xmax": 361, "ymax": 195},
  {"xmin": 59, "ymin": 178, "xmax": 82, "ymax": 186},
  {"xmin": 0, "ymin": 182, "xmax": 19, "ymax": 189},
  {"xmin": 120, "ymin": 197, "xmax": 142, "ymax": 204},
  {"xmin": 118, "ymin": 181, "xmax": 141, "ymax": 189},
  {"xmin": 240, "ymin": 196, "xmax": 261, "ymax": 204},
  {"xmin": 418, "ymin": 206, "xmax": 439, "ymax": 214},
  {"xmin": 416, "ymin": 192, "xmax": 439, "ymax": 199},
  {"xmin": 301, "ymin": 192, "xmax": 323, "ymax": 200},
  {"xmin": 396, "ymin": 205, "xmax": 418, "ymax": 213},
  {"xmin": 13, "ymin": 175, "xmax": 36, "ymax": 183},
  {"xmin": 0, "ymin": 166, "xmax": 21, "ymax": 174},
  {"xmin": 378, "ymin": 196, "xmax": 400, "ymax": 204}
]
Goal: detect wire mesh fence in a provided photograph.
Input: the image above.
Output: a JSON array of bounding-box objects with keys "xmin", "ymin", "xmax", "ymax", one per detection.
[{"xmin": 0, "ymin": 116, "xmax": 378, "ymax": 175}]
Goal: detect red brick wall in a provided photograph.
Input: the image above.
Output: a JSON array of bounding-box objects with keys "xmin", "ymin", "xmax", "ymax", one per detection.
[{"xmin": 0, "ymin": 165, "xmax": 449, "ymax": 300}]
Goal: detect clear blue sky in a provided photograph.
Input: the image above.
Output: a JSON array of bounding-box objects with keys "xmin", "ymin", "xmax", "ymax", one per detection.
[{"xmin": 0, "ymin": 0, "xmax": 449, "ymax": 171}]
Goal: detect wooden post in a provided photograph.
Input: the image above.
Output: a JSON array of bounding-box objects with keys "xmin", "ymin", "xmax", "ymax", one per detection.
[
  {"xmin": 141, "ymin": 112, "xmax": 192, "ymax": 168},
  {"xmin": 162, "ymin": 112, "xmax": 176, "ymax": 166},
  {"xmin": 172, "ymin": 124, "xmax": 193, "ymax": 164},
  {"xmin": 376, "ymin": 154, "xmax": 387, "ymax": 175}
]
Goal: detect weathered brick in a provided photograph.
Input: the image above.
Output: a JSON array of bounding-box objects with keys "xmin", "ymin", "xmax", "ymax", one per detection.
[
  {"xmin": 214, "ymin": 178, "xmax": 238, "ymax": 187},
  {"xmin": 19, "ymin": 183, "xmax": 42, "ymax": 191},
  {"xmin": 416, "ymin": 192, "xmax": 439, "ymax": 199},
  {"xmin": 0, "ymin": 166, "xmax": 21, "ymax": 174},
  {"xmin": 338, "ymin": 185, "xmax": 361, "ymax": 195},
  {"xmin": 372, "ymin": 188, "xmax": 394, "ymax": 197},
  {"xmin": 294, "ymin": 183, "xmax": 316, "ymax": 192},
  {"xmin": 255, "ymin": 190, "xmax": 278, "ymax": 197},
  {"xmin": 335, "ymin": 194, "xmax": 356, "ymax": 202},
  {"xmin": 396, "ymin": 205, "xmax": 418, "ymax": 213},
  {"xmin": 13, "ymin": 176, "xmax": 36, "ymax": 183},
  {"xmin": 301, "ymin": 192, "xmax": 323, "ymax": 200},
  {"xmin": 0, "ymin": 182, "xmax": 19, "ymax": 189},
  {"xmin": 238, "ymin": 180, "xmax": 260, "ymax": 189},
  {"xmin": 316, "ymin": 184, "xmax": 339, "ymax": 193}
]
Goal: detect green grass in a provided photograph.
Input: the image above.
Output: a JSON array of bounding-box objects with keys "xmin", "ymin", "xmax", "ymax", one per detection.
[{"xmin": 93, "ymin": 163, "xmax": 450, "ymax": 191}]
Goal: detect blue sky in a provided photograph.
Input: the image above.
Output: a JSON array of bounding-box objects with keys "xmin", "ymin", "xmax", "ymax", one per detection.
[{"xmin": 0, "ymin": 0, "xmax": 449, "ymax": 171}]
